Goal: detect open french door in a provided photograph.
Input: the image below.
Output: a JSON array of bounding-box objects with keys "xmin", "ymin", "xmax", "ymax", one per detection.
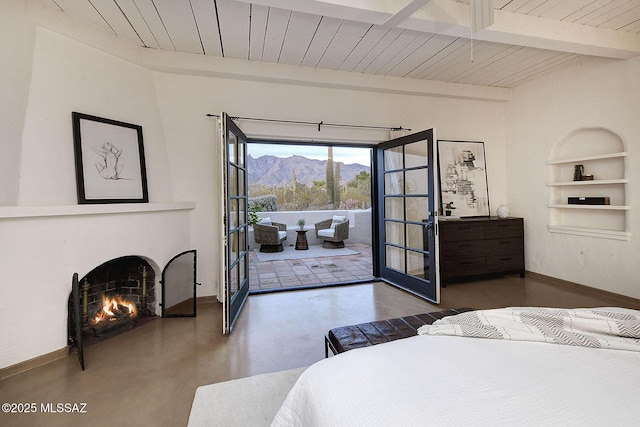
[
  {"xmin": 374, "ymin": 129, "xmax": 441, "ymax": 303},
  {"xmin": 220, "ymin": 113, "xmax": 250, "ymax": 334}
]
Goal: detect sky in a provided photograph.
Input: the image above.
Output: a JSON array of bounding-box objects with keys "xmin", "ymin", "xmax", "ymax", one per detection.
[{"xmin": 248, "ymin": 143, "xmax": 371, "ymax": 166}]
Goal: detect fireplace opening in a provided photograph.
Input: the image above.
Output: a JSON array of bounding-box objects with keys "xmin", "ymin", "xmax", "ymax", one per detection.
[{"xmin": 68, "ymin": 256, "xmax": 157, "ymax": 350}]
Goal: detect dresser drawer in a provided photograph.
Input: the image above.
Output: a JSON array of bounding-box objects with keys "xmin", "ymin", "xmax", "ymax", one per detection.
[
  {"xmin": 439, "ymin": 222, "xmax": 484, "ymax": 242},
  {"xmin": 440, "ymin": 240, "xmax": 485, "ymax": 258},
  {"xmin": 485, "ymin": 254, "xmax": 524, "ymax": 273},
  {"xmin": 484, "ymin": 237, "xmax": 523, "ymax": 255},
  {"xmin": 485, "ymin": 219, "xmax": 523, "ymax": 239},
  {"xmin": 441, "ymin": 257, "xmax": 486, "ymax": 277}
]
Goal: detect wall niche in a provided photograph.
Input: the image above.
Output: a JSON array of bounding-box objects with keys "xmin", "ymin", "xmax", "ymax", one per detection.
[{"xmin": 547, "ymin": 128, "xmax": 629, "ymax": 240}]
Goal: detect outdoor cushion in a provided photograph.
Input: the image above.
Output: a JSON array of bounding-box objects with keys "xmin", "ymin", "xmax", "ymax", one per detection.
[
  {"xmin": 330, "ymin": 215, "xmax": 346, "ymax": 228},
  {"xmin": 277, "ymin": 231, "xmax": 287, "ymax": 239},
  {"xmin": 318, "ymin": 228, "xmax": 335, "ymax": 238},
  {"xmin": 259, "ymin": 217, "xmax": 272, "ymax": 225}
]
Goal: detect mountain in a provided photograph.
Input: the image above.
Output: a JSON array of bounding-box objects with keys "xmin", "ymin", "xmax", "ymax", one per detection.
[{"xmin": 247, "ymin": 154, "xmax": 369, "ymax": 187}]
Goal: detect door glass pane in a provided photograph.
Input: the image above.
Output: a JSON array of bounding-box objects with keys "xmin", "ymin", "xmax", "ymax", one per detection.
[
  {"xmin": 384, "ymin": 146, "xmax": 403, "ymax": 171},
  {"xmin": 385, "ymin": 172, "xmax": 403, "ymax": 195},
  {"xmin": 230, "ymin": 199, "xmax": 238, "ymax": 229},
  {"xmin": 240, "ymin": 202, "xmax": 246, "ymax": 226},
  {"xmin": 239, "ymin": 256, "xmax": 245, "ymax": 285},
  {"xmin": 385, "ymin": 197, "xmax": 404, "ymax": 220},
  {"xmin": 406, "ymin": 197, "xmax": 428, "ymax": 222},
  {"xmin": 239, "ymin": 226, "xmax": 246, "ymax": 251},
  {"xmin": 229, "ymin": 166, "xmax": 238, "ymax": 196},
  {"xmin": 228, "ymin": 133, "xmax": 237, "ymax": 164},
  {"xmin": 406, "ymin": 223, "xmax": 425, "ymax": 252},
  {"xmin": 238, "ymin": 169, "xmax": 245, "ymax": 197},
  {"xmin": 229, "ymin": 263, "xmax": 238, "ymax": 297},
  {"xmin": 386, "ymin": 246, "xmax": 405, "ymax": 273},
  {"xmin": 405, "ymin": 169, "xmax": 428, "ymax": 195},
  {"xmin": 230, "ymin": 230, "xmax": 238, "ymax": 264},
  {"xmin": 238, "ymin": 140, "xmax": 244, "ymax": 167},
  {"xmin": 405, "ymin": 140, "xmax": 428, "ymax": 168},
  {"xmin": 385, "ymin": 245, "xmax": 405, "ymax": 273},
  {"xmin": 407, "ymin": 249, "xmax": 426, "ymax": 278},
  {"xmin": 385, "ymin": 221, "xmax": 405, "ymax": 246}
]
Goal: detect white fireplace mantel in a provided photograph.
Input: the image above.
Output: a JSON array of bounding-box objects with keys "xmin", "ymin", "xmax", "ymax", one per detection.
[{"xmin": 0, "ymin": 202, "xmax": 195, "ymax": 219}]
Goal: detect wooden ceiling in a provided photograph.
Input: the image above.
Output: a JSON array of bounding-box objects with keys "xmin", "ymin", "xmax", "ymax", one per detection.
[{"xmin": 40, "ymin": 0, "xmax": 640, "ymax": 88}]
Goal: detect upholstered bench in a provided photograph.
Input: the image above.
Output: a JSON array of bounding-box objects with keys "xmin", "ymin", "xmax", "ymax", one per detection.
[{"xmin": 325, "ymin": 307, "xmax": 474, "ymax": 357}]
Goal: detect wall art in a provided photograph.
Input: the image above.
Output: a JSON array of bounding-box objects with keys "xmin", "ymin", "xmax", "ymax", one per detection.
[
  {"xmin": 72, "ymin": 112, "xmax": 148, "ymax": 204},
  {"xmin": 437, "ymin": 140, "xmax": 489, "ymax": 217}
]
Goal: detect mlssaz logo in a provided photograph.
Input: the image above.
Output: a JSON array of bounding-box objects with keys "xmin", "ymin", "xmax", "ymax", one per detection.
[{"xmin": 40, "ymin": 403, "xmax": 88, "ymax": 413}]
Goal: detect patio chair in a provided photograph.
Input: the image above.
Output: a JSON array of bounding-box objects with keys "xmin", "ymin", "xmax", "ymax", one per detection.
[
  {"xmin": 315, "ymin": 215, "xmax": 349, "ymax": 249},
  {"xmin": 253, "ymin": 217, "xmax": 287, "ymax": 252}
]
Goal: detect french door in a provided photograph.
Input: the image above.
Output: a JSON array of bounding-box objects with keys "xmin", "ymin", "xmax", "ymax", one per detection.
[
  {"xmin": 220, "ymin": 113, "xmax": 250, "ymax": 334},
  {"xmin": 375, "ymin": 129, "xmax": 441, "ymax": 303}
]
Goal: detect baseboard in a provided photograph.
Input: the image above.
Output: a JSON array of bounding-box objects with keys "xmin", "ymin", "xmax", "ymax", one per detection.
[
  {"xmin": 0, "ymin": 347, "xmax": 69, "ymax": 381},
  {"xmin": 197, "ymin": 295, "xmax": 218, "ymax": 304},
  {"xmin": 526, "ymin": 271, "xmax": 640, "ymax": 310}
]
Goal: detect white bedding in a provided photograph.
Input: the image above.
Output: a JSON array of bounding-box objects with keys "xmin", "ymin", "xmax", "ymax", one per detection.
[{"xmin": 272, "ymin": 308, "xmax": 640, "ymax": 426}]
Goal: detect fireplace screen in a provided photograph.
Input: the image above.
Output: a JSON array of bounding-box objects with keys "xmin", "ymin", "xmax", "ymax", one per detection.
[{"xmin": 161, "ymin": 250, "xmax": 198, "ymax": 317}]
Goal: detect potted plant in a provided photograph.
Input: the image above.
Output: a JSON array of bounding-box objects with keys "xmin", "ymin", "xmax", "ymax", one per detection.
[
  {"xmin": 444, "ymin": 202, "xmax": 456, "ymax": 216},
  {"xmin": 297, "ymin": 218, "xmax": 306, "ymax": 230},
  {"xmin": 248, "ymin": 205, "xmax": 262, "ymax": 226}
]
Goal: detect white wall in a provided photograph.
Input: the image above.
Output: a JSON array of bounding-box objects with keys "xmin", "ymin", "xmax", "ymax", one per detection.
[
  {"xmin": 19, "ymin": 27, "xmax": 174, "ymax": 205},
  {"xmin": 506, "ymin": 56, "xmax": 640, "ymax": 299},
  {"xmin": 0, "ymin": 0, "xmax": 35, "ymax": 205}
]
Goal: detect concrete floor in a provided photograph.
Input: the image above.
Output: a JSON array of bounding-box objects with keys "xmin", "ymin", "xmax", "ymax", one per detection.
[{"xmin": 1, "ymin": 277, "xmax": 639, "ymax": 427}]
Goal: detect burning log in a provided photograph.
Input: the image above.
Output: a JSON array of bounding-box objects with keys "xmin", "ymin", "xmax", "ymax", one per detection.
[{"xmin": 88, "ymin": 294, "xmax": 138, "ymax": 336}]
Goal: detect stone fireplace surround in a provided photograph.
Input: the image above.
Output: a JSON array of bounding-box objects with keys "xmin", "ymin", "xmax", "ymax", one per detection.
[{"xmin": 0, "ymin": 202, "xmax": 194, "ymax": 375}]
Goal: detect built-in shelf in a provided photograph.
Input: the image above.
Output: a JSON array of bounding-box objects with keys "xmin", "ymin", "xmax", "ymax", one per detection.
[
  {"xmin": 547, "ymin": 129, "xmax": 628, "ymax": 238},
  {"xmin": 548, "ymin": 225, "xmax": 630, "ymax": 241},
  {"xmin": 0, "ymin": 202, "xmax": 196, "ymax": 219},
  {"xmin": 546, "ymin": 152, "xmax": 627, "ymax": 165},
  {"xmin": 548, "ymin": 204, "xmax": 629, "ymax": 211},
  {"xmin": 547, "ymin": 179, "xmax": 629, "ymax": 186}
]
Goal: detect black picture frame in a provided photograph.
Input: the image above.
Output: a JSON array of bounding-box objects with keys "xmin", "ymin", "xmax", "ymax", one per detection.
[
  {"xmin": 437, "ymin": 140, "xmax": 490, "ymax": 217},
  {"xmin": 72, "ymin": 112, "xmax": 148, "ymax": 204}
]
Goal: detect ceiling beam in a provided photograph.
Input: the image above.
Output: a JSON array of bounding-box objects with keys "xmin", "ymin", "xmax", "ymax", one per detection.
[
  {"xmin": 381, "ymin": 0, "xmax": 431, "ymax": 29},
  {"xmin": 236, "ymin": 0, "xmax": 640, "ymax": 59}
]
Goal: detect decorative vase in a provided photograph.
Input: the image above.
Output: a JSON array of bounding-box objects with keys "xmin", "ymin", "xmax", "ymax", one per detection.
[
  {"xmin": 496, "ymin": 204, "xmax": 510, "ymax": 219},
  {"xmin": 573, "ymin": 164, "xmax": 584, "ymax": 181}
]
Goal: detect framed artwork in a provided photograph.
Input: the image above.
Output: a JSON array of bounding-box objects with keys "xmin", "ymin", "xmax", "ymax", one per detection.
[
  {"xmin": 437, "ymin": 140, "xmax": 489, "ymax": 217},
  {"xmin": 72, "ymin": 112, "xmax": 148, "ymax": 204}
]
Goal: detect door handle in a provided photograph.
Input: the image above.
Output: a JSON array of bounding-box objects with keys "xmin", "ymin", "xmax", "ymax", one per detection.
[{"xmin": 424, "ymin": 222, "xmax": 434, "ymax": 237}]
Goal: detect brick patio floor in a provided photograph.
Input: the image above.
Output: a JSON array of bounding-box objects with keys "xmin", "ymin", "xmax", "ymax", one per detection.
[{"xmin": 249, "ymin": 243, "xmax": 374, "ymax": 292}]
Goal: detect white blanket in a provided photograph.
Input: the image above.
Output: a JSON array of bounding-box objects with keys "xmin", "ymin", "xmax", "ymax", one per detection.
[
  {"xmin": 418, "ymin": 307, "xmax": 640, "ymax": 352},
  {"xmin": 272, "ymin": 307, "xmax": 640, "ymax": 426}
]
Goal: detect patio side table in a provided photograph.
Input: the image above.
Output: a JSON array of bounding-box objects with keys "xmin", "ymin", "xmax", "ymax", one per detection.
[{"xmin": 295, "ymin": 230, "xmax": 309, "ymax": 250}]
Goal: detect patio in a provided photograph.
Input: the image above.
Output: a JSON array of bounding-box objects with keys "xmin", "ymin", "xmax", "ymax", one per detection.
[{"xmin": 248, "ymin": 243, "xmax": 373, "ymax": 292}]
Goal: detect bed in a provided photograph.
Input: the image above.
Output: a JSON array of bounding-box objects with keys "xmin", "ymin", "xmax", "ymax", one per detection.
[{"xmin": 272, "ymin": 307, "xmax": 640, "ymax": 426}]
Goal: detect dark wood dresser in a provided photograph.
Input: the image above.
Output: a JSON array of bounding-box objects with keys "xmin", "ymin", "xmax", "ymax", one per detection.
[{"xmin": 438, "ymin": 217, "xmax": 524, "ymax": 283}]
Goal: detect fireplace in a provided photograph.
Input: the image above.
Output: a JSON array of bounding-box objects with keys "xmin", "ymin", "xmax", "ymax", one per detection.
[
  {"xmin": 66, "ymin": 250, "xmax": 198, "ymax": 369},
  {"xmin": 68, "ymin": 256, "xmax": 157, "ymax": 364}
]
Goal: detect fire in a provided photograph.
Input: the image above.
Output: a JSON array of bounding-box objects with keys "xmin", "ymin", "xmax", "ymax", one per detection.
[{"xmin": 92, "ymin": 294, "xmax": 138, "ymax": 325}]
